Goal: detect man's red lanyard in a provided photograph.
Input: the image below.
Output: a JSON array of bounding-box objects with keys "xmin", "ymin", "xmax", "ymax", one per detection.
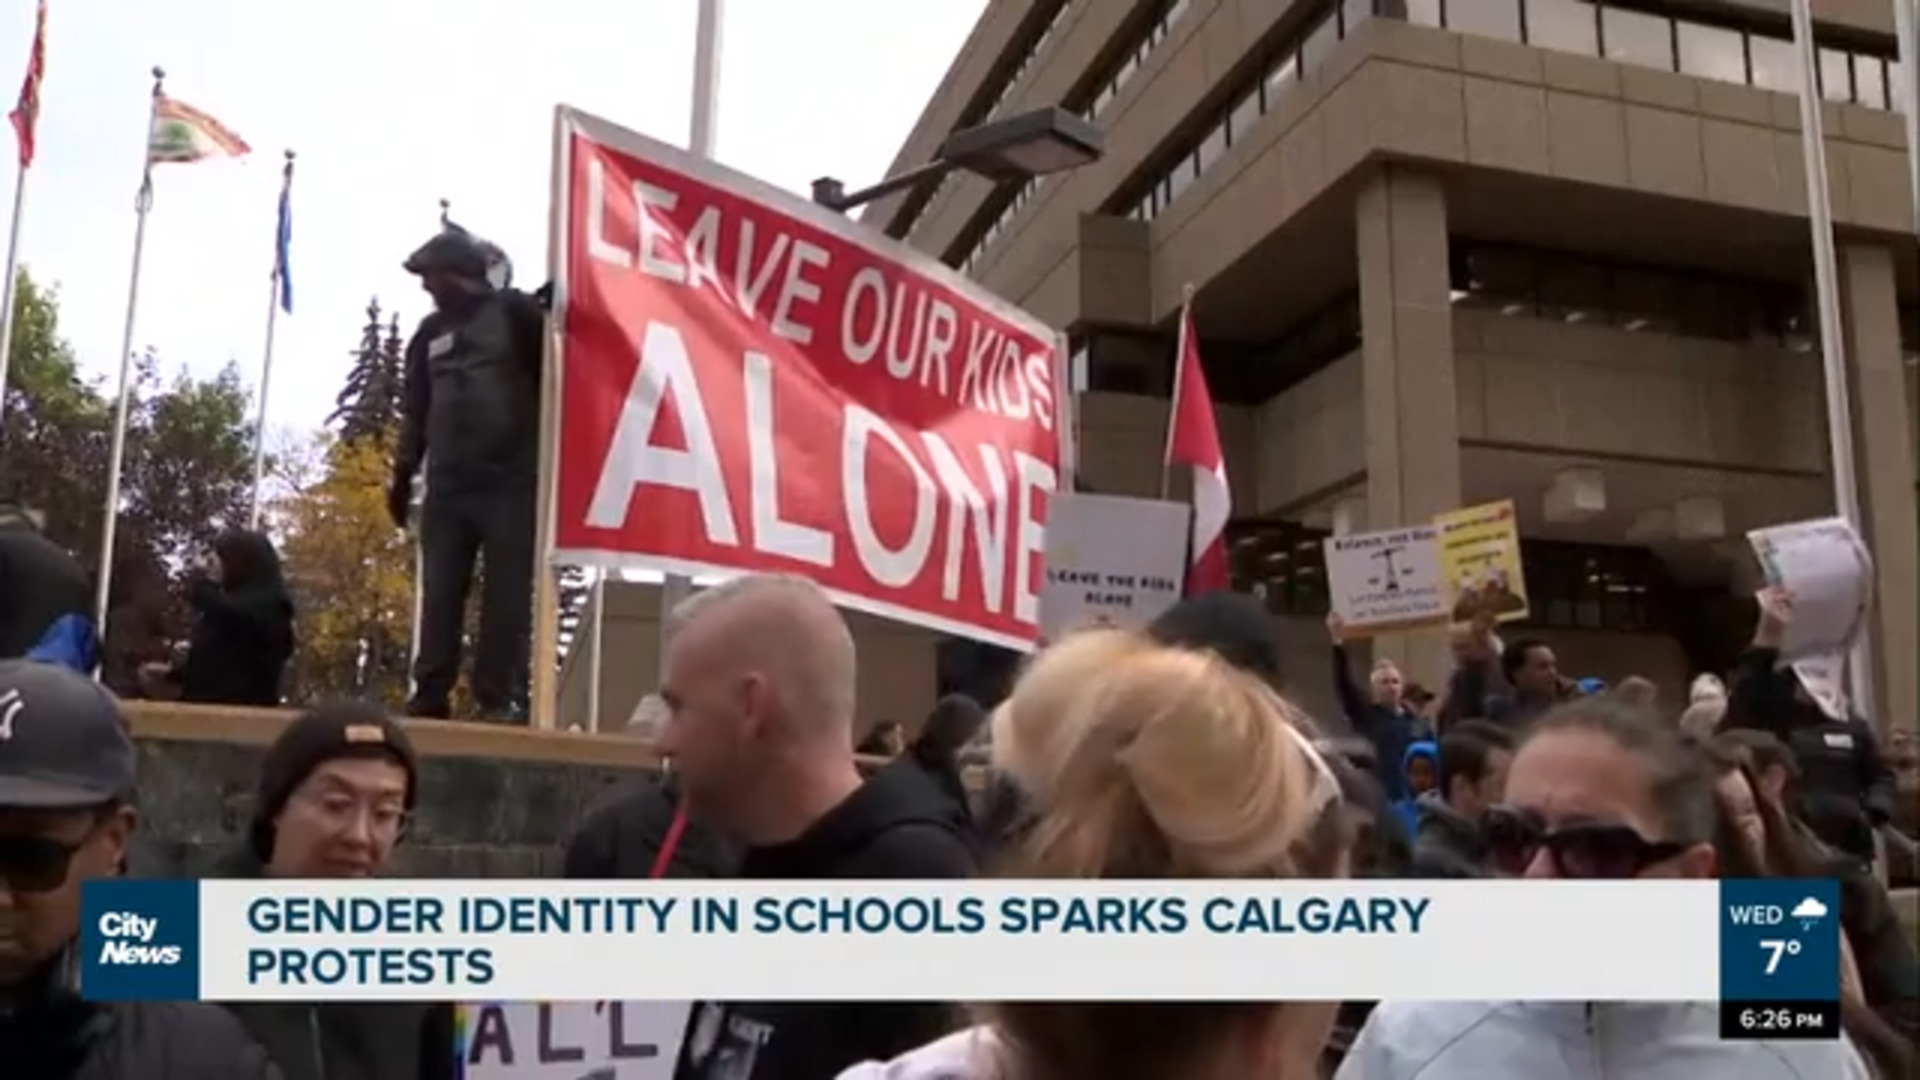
[{"xmin": 650, "ymin": 807, "xmax": 689, "ymax": 879}]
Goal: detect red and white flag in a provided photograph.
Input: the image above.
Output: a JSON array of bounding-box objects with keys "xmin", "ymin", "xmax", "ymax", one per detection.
[
  {"xmin": 1166, "ymin": 302, "xmax": 1231, "ymax": 595},
  {"xmin": 9, "ymin": 0, "xmax": 47, "ymax": 169}
]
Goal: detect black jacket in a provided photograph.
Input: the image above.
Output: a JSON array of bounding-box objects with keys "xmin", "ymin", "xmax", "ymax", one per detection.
[
  {"xmin": 674, "ymin": 764, "xmax": 978, "ymax": 1080},
  {"xmin": 175, "ymin": 577, "xmax": 295, "ymax": 707},
  {"xmin": 1822, "ymin": 841, "xmax": 1920, "ymax": 1044},
  {"xmin": 0, "ymin": 511, "xmax": 91, "ymax": 659},
  {"xmin": 0, "ymin": 945, "xmax": 282, "ymax": 1080},
  {"xmin": 563, "ymin": 774, "xmax": 740, "ymax": 880},
  {"xmin": 1410, "ymin": 796, "xmax": 1492, "ymax": 878},
  {"xmin": 207, "ymin": 849, "xmax": 453, "ymax": 1080},
  {"xmin": 1437, "ymin": 655, "xmax": 1559, "ymax": 731},
  {"xmin": 395, "ymin": 289, "xmax": 544, "ymax": 495},
  {"xmin": 1719, "ymin": 647, "xmax": 1897, "ymax": 862},
  {"xmin": 1331, "ymin": 645, "xmax": 1429, "ymax": 801}
]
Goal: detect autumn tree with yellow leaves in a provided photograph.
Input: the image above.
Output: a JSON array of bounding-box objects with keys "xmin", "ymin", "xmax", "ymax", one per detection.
[{"xmin": 274, "ymin": 432, "xmax": 417, "ymax": 704}]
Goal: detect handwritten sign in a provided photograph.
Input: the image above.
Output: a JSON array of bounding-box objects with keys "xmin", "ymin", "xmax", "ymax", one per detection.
[
  {"xmin": 1748, "ymin": 517, "xmax": 1875, "ymax": 720},
  {"xmin": 1434, "ymin": 500, "xmax": 1529, "ymax": 623},
  {"xmin": 1039, "ymin": 492, "xmax": 1191, "ymax": 638},
  {"xmin": 457, "ymin": 1001, "xmax": 690, "ymax": 1080},
  {"xmin": 1323, "ymin": 525, "xmax": 1448, "ymax": 634}
]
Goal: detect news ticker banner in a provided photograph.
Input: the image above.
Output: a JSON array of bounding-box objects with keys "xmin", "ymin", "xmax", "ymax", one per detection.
[{"xmin": 78, "ymin": 879, "xmax": 1840, "ymax": 1029}]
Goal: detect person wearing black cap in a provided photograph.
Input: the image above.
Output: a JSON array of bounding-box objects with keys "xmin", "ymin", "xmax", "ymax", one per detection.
[
  {"xmin": 0, "ymin": 659, "xmax": 284, "ymax": 1079},
  {"xmin": 389, "ymin": 224, "xmax": 547, "ymax": 722},
  {"xmin": 209, "ymin": 702, "xmax": 451, "ymax": 1080}
]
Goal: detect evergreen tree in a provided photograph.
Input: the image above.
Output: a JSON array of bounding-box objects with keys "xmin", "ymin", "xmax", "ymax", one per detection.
[{"xmin": 329, "ymin": 298, "xmax": 404, "ymax": 444}]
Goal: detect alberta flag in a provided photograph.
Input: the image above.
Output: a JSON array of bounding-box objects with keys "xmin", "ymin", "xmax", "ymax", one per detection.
[{"xmin": 147, "ymin": 94, "xmax": 249, "ymax": 165}]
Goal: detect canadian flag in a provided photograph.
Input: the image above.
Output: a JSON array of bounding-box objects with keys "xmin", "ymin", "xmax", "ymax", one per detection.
[{"xmin": 1166, "ymin": 302, "xmax": 1231, "ymax": 595}]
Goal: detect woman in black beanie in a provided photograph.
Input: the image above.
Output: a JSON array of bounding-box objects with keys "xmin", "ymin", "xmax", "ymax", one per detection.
[{"xmin": 208, "ymin": 701, "xmax": 450, "ymax": 1080}]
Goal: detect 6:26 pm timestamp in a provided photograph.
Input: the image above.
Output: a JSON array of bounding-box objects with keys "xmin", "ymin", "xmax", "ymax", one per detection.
[{"xmin": 1720, "ymin": 999, "xmax": 1841, "ymax": 1040}]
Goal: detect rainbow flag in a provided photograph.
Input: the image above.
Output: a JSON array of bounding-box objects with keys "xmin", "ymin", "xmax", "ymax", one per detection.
[{"xmin": 147, "ymin": 94, "xmax": 248, "ymax": 164}]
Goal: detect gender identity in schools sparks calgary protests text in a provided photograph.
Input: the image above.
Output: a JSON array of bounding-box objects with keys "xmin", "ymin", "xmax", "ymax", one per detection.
[{"xmin": 73, "ymin": 879, "xmax": 1777, "ymax": 1006}]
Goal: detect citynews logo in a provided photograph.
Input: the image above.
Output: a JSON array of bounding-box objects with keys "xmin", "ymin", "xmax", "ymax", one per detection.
[{"xmin": 96, "ymin": 911, "xmax": 182, "ymax": 966}]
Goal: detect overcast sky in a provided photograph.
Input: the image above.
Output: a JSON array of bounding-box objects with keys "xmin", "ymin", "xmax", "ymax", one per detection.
[{"xmin": 0, "ymin": 0, "xmax": 983, "ymax": 446}]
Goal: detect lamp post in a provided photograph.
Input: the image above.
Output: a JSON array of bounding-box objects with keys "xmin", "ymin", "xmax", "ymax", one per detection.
[
  {"xmin": 811, "ymin": 104, "xmax": 1103, "ymax": 712},
  {"xmin": 1897, "ymin": 0, "xmax": 1918, "ymax": 243},
  {"xmin": 1788, "ymin": 0, "xmax": 1874, "ymax": 715},
  {"xmin": 811, "ymin": 105, "xmax": 1103, "ymax": 214}
]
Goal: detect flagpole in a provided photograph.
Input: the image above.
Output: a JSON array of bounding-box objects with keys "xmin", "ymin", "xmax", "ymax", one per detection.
[
  {"xmin": 0, "ymin": 0, "xmax": 43, "ymax": 433},
  {"xmin": 247, "ymin": 149, "xmax": 294, "ymax": 530},
  {"xmin": 1787, "ymin": 0, "xmax": 1875, "ymax": 715},
  {"xmin": 0, "ymin": 157, "xmax": 29, "ymax": 424},
  {"xmin": 93, "ymin": 66, "xmax": 166, "ymax": 635},
  {"xmin": 645, "ymin": 0, "xmax": 723, "ymax": 678},
  {"xmin": 1159, "ymin": 284, "xmax": 1195, "ymax": 500}
]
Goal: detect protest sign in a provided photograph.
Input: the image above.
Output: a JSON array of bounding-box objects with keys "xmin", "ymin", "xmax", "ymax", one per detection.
[
  {"xmin": 1746, "ymin": 517, "xmax": 1874, "ymax": 662},
  {"xmin": 457, "ymin": 1001, "xmax": 690, "ymax": 1080},
  {"xmin": 1038, "ymin": 492, "xmax": 1189, "ymax": 638},
  {"xmin": 1747, "ymin": 517, "xmax": 1874, "ymax": 719},
  {"xmin": 1434, "ymin": 500, "xmax": 1529, "ymax": 623},
  {"xmin": 547, "ymin": 106, "xmax": 1068, "ymax": 651},
  {"xmin": 1323, "ymin": 525, "xmax": 1448, "ymax": 634}
]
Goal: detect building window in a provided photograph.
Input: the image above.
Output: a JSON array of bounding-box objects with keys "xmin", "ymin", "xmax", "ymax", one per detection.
[
  {"xmin": 1229, "ymin": 522, "xmax": 1332, "ymax": 618},
  {"xmin": 1818, "ymin": 47, "xmax": 1853, "ymax": 101},
  {"xmin": 1266, "ymin": 50, "xmax": 1301, "ymax": 102},
  {"xmin": 1450, "ymin": 240, "xmax": 1810, "ymax": 347},
  {"xmin": 1114, "ymin": 0, "xmax": 1361, "ymax": 224},
  {"xmin": 1227, "ymin": 87, "xmax": 1263, "ymax": 144},
  {"xmin": 1525, "ymin": 0, "xmax": 1598, "ymax": 56},
  {"xmin": 1601, "ymin": 7, "xmax": 1675, "ymax": 71},
  {"xmin": 1301, "ymin": 12, "xmax": 1339, "ymax": 69},
  {"xmin": 1522, "ymin": 542, "xmax": 1670, "ymax": 633},
  {"xmin": 1748, "ymin": 34, "xmax": 1798, "ymax": 94},
  {"xmin": 1676, "ymin": 22, "xmax": 1745, "ymax": 85},
  {"xmin": 1854, "ymin": 54, "xmax": 1888, "ymax": 110},
  {"xmin": 1342, "ymin": 0, "xmax": 1375, "ymax": 35},
  {"xmin": 1443, "ymin": 0, "xmax": 1520, "ymax": 41},
  {"xmin": 1406, "ymin": 0, "xmax": 1441, "ymax": 27},
  {"xmin": 1195, "ymin": 121, "xmax": 1229, "ymax": 173}
]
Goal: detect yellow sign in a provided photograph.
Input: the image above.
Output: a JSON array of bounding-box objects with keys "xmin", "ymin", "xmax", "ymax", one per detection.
[{"xmin": 1434, "ymin": 499, "xmax": 1529, "ymax": 623}]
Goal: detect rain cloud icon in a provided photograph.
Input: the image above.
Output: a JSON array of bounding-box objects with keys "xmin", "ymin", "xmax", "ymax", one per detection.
[{"xmin": 1791, "ymin": 898, "xmax": 1829, "ymax": 930}]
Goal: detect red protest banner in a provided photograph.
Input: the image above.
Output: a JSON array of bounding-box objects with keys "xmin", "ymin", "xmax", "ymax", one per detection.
[{"xmin": 548, "ymin": 107, "xmax": 1068, "ymax": 651}]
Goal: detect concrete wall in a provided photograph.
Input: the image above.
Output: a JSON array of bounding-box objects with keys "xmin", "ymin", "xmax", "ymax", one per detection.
[
  {"xmin": 1454, "ymin": 310, "xmax": 1825, "ymax": 473},
  {"xmin": 125, "ymin": 705, "xmax": 653, "ymax": 878}
]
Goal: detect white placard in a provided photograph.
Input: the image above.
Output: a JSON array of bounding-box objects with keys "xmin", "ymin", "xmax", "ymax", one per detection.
[
  {"xmin": 1746, "ymin": 517, "xmax": 1874, "ymax": 660},
  {"xmin": 1039, "ymin": 492, "xmax": 1191, "ymax": 639},
  {"xmin": 1747, "ymin": 517, "xmax": 1874, "ymax": 721},
  {"xmin": 459, "ymin": 1001, "xmax": 690, "ymax": 1080},
  {"xmin": 1323, "ymin": 526, "xmax": 1448, "ymax": 633}
]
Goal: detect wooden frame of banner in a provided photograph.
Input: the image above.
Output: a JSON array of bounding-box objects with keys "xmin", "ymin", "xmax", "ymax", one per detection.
[
  {"xmin": 1054, "ymin": 329, "xmax": 1078, "ymax": 494},
  {"xmin": 528, "ymin": 107, "xmax": 573, "ymax": 731}
]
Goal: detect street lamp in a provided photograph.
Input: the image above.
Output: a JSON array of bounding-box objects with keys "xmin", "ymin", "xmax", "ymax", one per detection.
[{"xmin": 811, "ymin": 104, "xmax": 1103, "ymax": 213}]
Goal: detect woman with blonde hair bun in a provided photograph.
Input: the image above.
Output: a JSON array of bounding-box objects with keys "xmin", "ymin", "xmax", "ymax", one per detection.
[{"xmin": 838, "ymin": 630, "xmax": 1352, "ymax": 1080}]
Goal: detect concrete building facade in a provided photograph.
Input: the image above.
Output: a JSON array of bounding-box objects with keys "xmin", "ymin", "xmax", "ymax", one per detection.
[{"xmin": 862, "ymin": 0, "xmax": 1918, "ymax": 730}]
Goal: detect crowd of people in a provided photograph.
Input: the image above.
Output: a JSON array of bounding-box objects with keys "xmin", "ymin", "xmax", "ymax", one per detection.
[{"xmin": 1, "ymin": 564, "xmax": 1914, "ymax": 1079}]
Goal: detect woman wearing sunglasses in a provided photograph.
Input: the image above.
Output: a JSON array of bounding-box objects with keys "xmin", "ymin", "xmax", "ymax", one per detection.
[{"xmin": 1339, "ymin": 696, "xmax": 1872, "ymax": 1079}]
